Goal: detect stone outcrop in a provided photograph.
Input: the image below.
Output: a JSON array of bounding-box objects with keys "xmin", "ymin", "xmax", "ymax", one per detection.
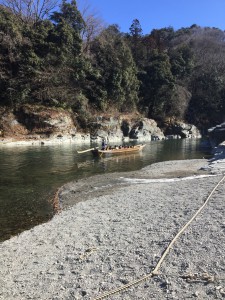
[
  {"xmin": 164, "ymin": 121, "xmax": 201, "ymax": 139},
  {"xmin": 208, "ymin": 122, "xmax": 225, "ymax": 147},
  {"xmin": 90, "ymin": 115, "xmax": 165, "ymax": 143},
  {"xmin": 0, "ymin": 109, "xmax": 29, "ymax": 137},
  {"xmin": 0, "ymin": 105, "xmax": 78, "ymax": 142},
  {"xmin": 15, "ymin": 105, "xmax": 77, "ymax": 137},
  {"xmin": 127, "ymin": 119, "xmax": 164, "ymax": 141},
  {"xmin": 0, "ymin": 105, "xmax": 202, "ymax": 145}
]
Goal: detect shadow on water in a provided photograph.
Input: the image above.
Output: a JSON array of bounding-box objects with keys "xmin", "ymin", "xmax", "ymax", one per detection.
[{"xmin": 0, "ymin": 139, "xmax": 211, "ymax": 241}]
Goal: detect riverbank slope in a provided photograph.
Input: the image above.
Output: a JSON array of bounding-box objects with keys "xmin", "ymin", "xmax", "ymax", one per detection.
[{"xmin": 1, "ymin": 158, "xmax": 225, "ymax": 299}]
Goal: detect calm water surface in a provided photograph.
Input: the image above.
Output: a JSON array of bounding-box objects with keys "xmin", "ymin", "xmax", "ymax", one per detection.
[{"xmin": 0, "ymin": 139, "xmax": 211, "ymax": 241}]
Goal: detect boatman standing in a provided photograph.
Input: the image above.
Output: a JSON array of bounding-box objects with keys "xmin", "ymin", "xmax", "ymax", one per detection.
[{"xmin": 101, "ymin": 138, "xmax": 107, "ymax": 150}]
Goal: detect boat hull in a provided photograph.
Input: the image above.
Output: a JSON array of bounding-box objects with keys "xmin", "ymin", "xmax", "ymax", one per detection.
[{"xmin": 91, "ymin": 144, "xmax": 146, "ymax": 157}]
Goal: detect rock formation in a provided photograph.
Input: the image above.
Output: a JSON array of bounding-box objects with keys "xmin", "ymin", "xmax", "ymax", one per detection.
[{"xmin": 0, "ymin": 105, "xmax": 202, "ymax": 145}]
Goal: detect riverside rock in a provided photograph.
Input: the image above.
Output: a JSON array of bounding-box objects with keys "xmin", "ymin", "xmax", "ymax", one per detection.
[
  {"xmin": 164, "ymin": 121, "xmax": 201, "ymax": 139},
  {"xmin": 90, "ymin": 116, "xmax": 165, "ymax": 143},
  {"xmin": 0, "ymin": 107, "xmax": 165, "ymax": 144},
  {"xmin": 128, "ymin": 118, "xmax": 165, "ymax": 141},
  {"xmin": 0, "ymin": 105, "xmax": 204, "ymax": 146},
  {"xmin": 208, "ymin": 122, "xmax": 225, "ymax": 147}
]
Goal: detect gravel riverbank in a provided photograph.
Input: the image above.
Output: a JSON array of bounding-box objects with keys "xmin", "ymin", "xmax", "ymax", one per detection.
[{"xmin": 1, "ymin": 157, "xmax": 225, "ymax": 299}]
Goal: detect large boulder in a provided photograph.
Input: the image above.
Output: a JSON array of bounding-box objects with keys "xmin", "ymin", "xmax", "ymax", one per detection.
[
  {"xmin": 128, "ymin": 118, "xmax": 164, "ymax": 141},
  {"xmin": 208, "ymin": 123, "xmax": 225, "ymax": 147},
  {"xmin": 165, "ymin": 121, "xmax": 201, "ymax": 139},
  {"xmin": 90, "ymin": 115, "xmax": 164, "ymax": 143},
  {"xmin": 90, "ymin": 116, "xmax": 124, "ymax": 143}
]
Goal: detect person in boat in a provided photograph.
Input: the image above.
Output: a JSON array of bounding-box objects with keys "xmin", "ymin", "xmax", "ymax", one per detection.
[{"xmin": 101, "ymin": 138, "xmax": 107, "ymax": 150}]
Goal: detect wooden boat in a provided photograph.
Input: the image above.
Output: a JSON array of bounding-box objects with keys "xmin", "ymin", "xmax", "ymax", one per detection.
[{"xmin": 91, "ymin": 144, "xmax": 146, "ymax": 157}]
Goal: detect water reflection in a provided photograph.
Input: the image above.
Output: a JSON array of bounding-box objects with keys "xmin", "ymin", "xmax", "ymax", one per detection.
[{"xmin": 0, "ymin": 139, "xmax": 211, "ymax": 241}]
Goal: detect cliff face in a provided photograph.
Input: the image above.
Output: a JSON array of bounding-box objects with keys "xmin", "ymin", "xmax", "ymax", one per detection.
[
  {"xmin": 0, "ymin": 105, "xmax": 201, "ymax": 144},
  {"xmin": 0, "ymin": 105, "xmax": 77, "ymax": 140}
]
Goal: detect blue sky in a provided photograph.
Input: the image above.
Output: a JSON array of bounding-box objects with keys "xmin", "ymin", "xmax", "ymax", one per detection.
[{"xmin": 78, "ymin": 0, "xmax": 225, "ymax": 34}]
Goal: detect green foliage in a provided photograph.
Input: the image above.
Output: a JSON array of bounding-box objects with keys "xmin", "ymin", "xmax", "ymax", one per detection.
[
  {"xmin": 129, "ymin": 19, "xmax": 143, "ymax": 37},
  {"xmin": 50, "ymin": 0, "xmax": 84, "ymax": 61},
  {"xmin": 127, "ymin": 19, "xmax": 145, "ymax": 67},
  {"xmin": 87, "ymin": 25, "xmax": 139, "ymax": 111},
  {"xmin": 0, "ymin": 7, "xmax": 24, "ymax": 106},
  {"xmin": 1, "ymin": 2, "xmax": 225, "ymax": 130},
  {"xmin": 187, "ymin": 70, "xmax": 225, "ymax": 127},
  {"xmin": 139, "ymin": 51, "xmax": 175, "ymax": 119},
  {"xmin": 169, "ymin": 45, "xmax": 194, "ymax": 79},
  {"xmin": 150, "ymin": 27, "xmax": 175, "ymax": 51}
]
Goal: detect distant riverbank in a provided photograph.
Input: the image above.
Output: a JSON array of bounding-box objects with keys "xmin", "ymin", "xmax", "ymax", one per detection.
[
  {"xmin": 1, "ymin": 154, "xmax": 225, "ymax": 299},
  {"xmin": 0, "ymin": 135, "xmax": 91, "ymax": 146}
]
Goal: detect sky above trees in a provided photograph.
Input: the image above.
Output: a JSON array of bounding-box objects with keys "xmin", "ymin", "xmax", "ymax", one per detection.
[{"xmin": 77, "ymin": 0, "xmax": 225, "ymax": 34}]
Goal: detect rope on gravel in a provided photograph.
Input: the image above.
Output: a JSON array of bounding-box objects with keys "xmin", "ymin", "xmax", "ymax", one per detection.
[{"xmin": 93, "ymin": 174, "xmax": 225, "ymax": 300}]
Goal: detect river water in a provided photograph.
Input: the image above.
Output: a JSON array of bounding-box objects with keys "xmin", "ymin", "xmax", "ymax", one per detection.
[{"xmin": 0, "ymin": 139, "xmax": 211, "ymax": 242}]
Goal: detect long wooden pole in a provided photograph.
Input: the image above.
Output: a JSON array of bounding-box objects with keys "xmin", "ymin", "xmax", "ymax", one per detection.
[{"xmin": 77, "ymin": 147, "xmax": 99, "ymax": 154}]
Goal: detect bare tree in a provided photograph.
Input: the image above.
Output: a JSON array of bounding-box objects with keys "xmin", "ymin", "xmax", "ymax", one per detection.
[
  {"xmin": 0, "ymin": 0, "xmax": 59, "ymax": 23},
  {"xmin": 77, "ymin": 0, "xmax": 105, "ymax": 53}
]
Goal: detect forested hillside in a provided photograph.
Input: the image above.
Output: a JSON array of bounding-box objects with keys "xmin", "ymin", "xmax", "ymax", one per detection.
[{"xmin": 1, "ymin": 0, "xmax": 225, "ymax": 132}]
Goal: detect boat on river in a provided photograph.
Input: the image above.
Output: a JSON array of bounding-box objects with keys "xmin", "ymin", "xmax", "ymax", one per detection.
[{"xmin": 91, "ymin": 144, "xmax": 146, "ymax": 157}]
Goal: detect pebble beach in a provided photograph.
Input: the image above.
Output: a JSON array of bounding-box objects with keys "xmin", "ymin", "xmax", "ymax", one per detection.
[{"xmin": 1, "ymin": 152, "xmax": 225, "ymax": 299}]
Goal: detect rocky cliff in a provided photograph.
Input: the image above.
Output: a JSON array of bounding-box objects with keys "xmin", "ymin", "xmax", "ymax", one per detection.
[{"xmin": 0, "ymin": 105, "xmax": 201, "ymax": 145}]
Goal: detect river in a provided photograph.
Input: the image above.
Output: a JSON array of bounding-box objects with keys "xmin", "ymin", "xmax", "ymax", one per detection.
[{"xmin": 0, "ymin": 138, "xmax": 211, "ymax": 242}]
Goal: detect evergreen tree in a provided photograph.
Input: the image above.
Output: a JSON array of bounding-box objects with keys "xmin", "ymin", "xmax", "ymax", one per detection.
[
  {"xmin": 31, "ymin": 0, "xmax": 86, "ymax": 107},
  {"xmin": 0, "ymin": 6, "xmax": 26, "ymax": 106},
  {"xmin": 139, "ymin": 50, "xmax": 175, "ymax": 119},
  {"xmin": 128, "ymin": 19, "xmax": 144, "ymax": 67},
  {"xmin": 50, "ymin": 0, "xmax": 84, "ymax": 62},
  {"xmin": 87, "ymin": 25, "xmax": 139, "ymax": 111}
]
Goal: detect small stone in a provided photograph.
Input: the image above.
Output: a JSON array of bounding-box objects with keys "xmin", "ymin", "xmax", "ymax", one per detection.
[{"xmin": 81, "ymin": 291, "xmax": 87, "ymax": 296}]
